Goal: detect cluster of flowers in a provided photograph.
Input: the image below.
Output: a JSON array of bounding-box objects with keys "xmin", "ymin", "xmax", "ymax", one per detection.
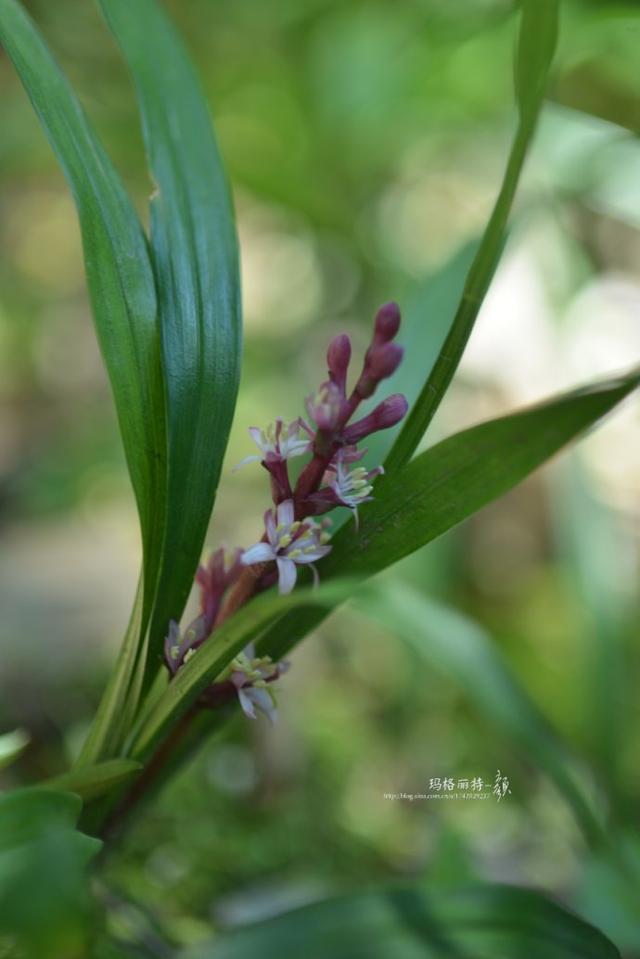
[{"xmin": 164, "ymin": 303, "xmax": 408, "ymax": 721}]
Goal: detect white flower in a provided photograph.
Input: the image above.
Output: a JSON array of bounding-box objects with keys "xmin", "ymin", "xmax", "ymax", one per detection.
[
  {"xmin": 234, "ymin": 418, "xmax": 311, "ymax": 470},
  {"xmin": 222, "ymin": 643, "xmax": 290, "ymax": 724},
  {"xmin": 324, "ymin": 454, "xmax": 383, "ymax": 524},
  {"xmin": 241, "ymin": 499, "xmax": 331, "ymax": 594}
]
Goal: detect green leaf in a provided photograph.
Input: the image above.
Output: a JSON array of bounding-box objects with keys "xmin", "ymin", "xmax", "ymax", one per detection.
[
  {"xmin": 181, "ymin": 883, "xmax": 621, "ymax": 959},
  {"xmin": 0, "ymin": 0, "xmax": 167, "ymax": 759},
  {"xmin": 45, "ymin": 759, "xmax": 142, "ymax": 802},
  {"xmin": 0, "ymin": 788, "xmax": 102, "ymax": 955},
  {"xmin": 0, "ymin": 728, "xmax": 29, "ymax": 771},
  {"xmin": 129, "ymin": 580, "xmax": 354, "ymax": 765},
  {"xmin": 384, "ymin": 0, "xmax": 559, "ymax": 473},
  {"xmin": 97, "ymin": 0, "xmax": 242, "ymax": 687},
  {"xmin": 352, "ymin": 582, "xmax": 604, "ymax": 845},
  {"xmin": 259, "ymin": 370, "xmax": 640, "ymax": 663}
]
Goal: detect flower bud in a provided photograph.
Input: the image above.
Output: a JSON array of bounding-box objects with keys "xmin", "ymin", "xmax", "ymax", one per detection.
[
  {"xmin": 342, "ymin": 393, "xmax": 408, "ymax": 443},
  {"xmin": 374, "ymin": 302, "xmax": 401, "ymax": 342},
  {"xmin": 368, "ymin": 342, "xmax": 404, "ymax": 380},
  {"xmin": 327, "ymin": 334, "xmax": 351, "ymax": 394},
  {"xmin": 305, "ymin": 380, "xmax": 344, "ymax": 432}
]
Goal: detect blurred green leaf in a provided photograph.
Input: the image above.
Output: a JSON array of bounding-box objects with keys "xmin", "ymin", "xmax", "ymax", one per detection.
[
  {"xmin": 0, "ymin": 0, "xmax": 167, "ymax": 761},
  {"xmin": 352, "ymin": 582, "xmax": 603, "ymax": 845},
  {"xmin": 0, "ymin": 788, "xmax": 102, "ymax": 956},
  {"xmin": 181, "ymin": 883, "xmax": 620, "ymax": 959},
  {"xmin": 98, "ymin": 0, "xmax": 242, "ymax": 690},
  {"xmin": 260, "ymin": 370, "xmax": 640, "ymax": 663},
  {"xmin": 0, "ymin": 728, "xmax": 29, "ymax": 770},
  {"xmin": 46, "ymin": 758, "xmax": 142, "ymax": 802},
  {"xmin": 552, "ymin": 460, "xmax": 636, "ymax": 807},
  {"xmin": 385, "ymin": 0, "xmax": 559, "ymax": 473}
]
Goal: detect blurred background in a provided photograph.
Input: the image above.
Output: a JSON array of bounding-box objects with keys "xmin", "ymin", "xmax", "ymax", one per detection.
[{"xmin": 0, "ymin": 0, "xmax": 639, "ymax": 953}]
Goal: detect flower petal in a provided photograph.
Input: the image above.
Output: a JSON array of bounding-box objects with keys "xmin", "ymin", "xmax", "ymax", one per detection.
[
  {"xmin": 264, "ymin": 508, "xmax": 277, "ymax": 544},
  {"xmin": 276, "ymin": 557, "xmax": 297, "ymax": 594},
  {"xmin": 232, "ymin": 454, "xmax": 261, "ymax": 473},
  {"xmin": 292, "ymin": 544, "xmax": 332, "ymax": 564},
  {"xmin": 237, "ymin": 687, "xmax": 257, "ymax": 719},
  {"xmin": 242, "ymin": 543, "xmax": 275, "ymax": 565},
  {"xmin": 276, "ymin": 499, "xmax": 295, "ymax": 528}
]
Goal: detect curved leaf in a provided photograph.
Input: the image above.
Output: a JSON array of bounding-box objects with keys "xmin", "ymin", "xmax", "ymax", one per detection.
[
  {"xmin": 45, "ymin": 759, "xmax": 142, "ymax": 802},
  {"xmin": 129, "ymin": 580, "xmax": 354, "ymax": 764},
  {"xmin": 259, "ymin": 370, "xmax": 640, "ymax": 662},
  {"xmin": 385, "ymin": 0, "xmax": 559, "ymax": 473},
  {"xmin": 97, "ymin": 0, "xmax": 242, "ymax": 687},
  {"xmin": 181, "ymin": 883, "xmax": 621, "ymax": 959},
  {"xmin": 0, "ymin": 0, "xmax": 167, "ymax": 760}
]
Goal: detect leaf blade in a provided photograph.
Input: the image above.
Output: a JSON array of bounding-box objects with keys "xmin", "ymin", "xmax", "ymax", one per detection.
[
  {"xmin": 180, "ymin": 883, "xmax": 621, "ymax": 959},
  {"xmin": 45, "ymin": 759, "xmax": 143, "ymax": 802},
  {"xmin": 259, "ymin": 370, "xmax": 640, "ymax": 662},
  {"xmin": 97, "ymin": 0, "xmax": 242, "ymax": 687},
  {"xmin": 0, "ymin": 0, "xmax": 167, "ymax": 759}
]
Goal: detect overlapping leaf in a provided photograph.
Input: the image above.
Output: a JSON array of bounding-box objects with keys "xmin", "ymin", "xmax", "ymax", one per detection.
[
  {"xmin": 259, "ymin": 370, "xmax": 640, "ymax": 663},
  {"xmin": 98, "ymin": 0, "xmax": 242, "ymax": 688},
  {"xmin": 0, "ymin": 0, "xmax": 168, "ymax": 762}
]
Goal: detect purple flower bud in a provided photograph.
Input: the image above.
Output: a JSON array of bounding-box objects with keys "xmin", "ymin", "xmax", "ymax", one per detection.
[
  {"xmin": 368, "ymin": 342, "xmax": 404, "ymax": 380},
  {"xmin": 327, "ymin": 334, "xmax": 351, "ymax": 395},
  {"xmin": 374, "ymin": 302, "xmax": 401, "ymax": 343},
  {"xmin": 342, "ymin": 393, "xmax": 408, "ymax": 443},
  {"xmin": 305, "ymin": 380, "xmax": 344, "ymax": 432}
]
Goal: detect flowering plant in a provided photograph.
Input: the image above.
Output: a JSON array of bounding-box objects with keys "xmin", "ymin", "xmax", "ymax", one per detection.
[
  {"xmin": 163, "ymin": 304, "xmax": 407, "ymax": 720},
  {"xmin": 0, "ymin": 0, "xmax": 638, "ymax": 955}
]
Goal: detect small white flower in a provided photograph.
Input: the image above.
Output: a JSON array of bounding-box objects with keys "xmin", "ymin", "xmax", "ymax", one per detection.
[
  {"xmin": 325, "ymin": 455, "xmax": 383, "ymax": 524},
  {"xmin": 221, "ymin": 643, "xmax": 290, "ymax": 723},
  {"xmin": 234, "ymin": 418, "xmax": 311, "ymax": 470},
  {"xmin": 241, "ymin": 499, "xmax": 331, "ymax": 594}
]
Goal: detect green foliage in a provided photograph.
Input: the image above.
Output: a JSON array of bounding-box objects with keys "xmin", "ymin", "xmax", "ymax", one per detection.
[
  {"xmin": 0, "ymin": 0, "xmax": 165, "ymax": 758},
  {"xmin": 97, "ymin": 0, "xmax": 242, "ymax": 687},
  {"xmin": 182, "ymin": 883, "xmax": 621, "ymax": 959},
  {"xmin": 0, "ymin": 788, "xmax": 102, "ymax": 957},
  {"xmin": 128, "ymin": 580, "xmax": 355, "ymax": 764},
  {"xmin": 45, "ymin": 758, "xmax": 142, "ymax": 801},
  {"xmin": 0, "ymin": 0, "xmax": 242, "ymax": 758},
  {"xmin": 259, "ymin": 370, "xmax": 640, "ymax": 662}
]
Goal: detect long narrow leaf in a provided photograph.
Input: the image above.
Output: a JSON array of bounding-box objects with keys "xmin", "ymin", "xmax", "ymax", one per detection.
[
  {"xmin": 182, "ymin": 883, "xmax": 621, "ymax": 959},
  {"xmin": 129, "ymin": 580, "xmax": 354, "ymax": 764},
  {"xmin": 97, "ymin": 0, "xmax": 242, "ymax": 689},
  {"xmin": 0, "ymin": 0, "xmax": 167, "ymax": 760},
  {"xmin": 45, "ymin": 759, "xmax": 142, "ymax": 802},
  {"xmin": 259, "ymin": 370, "xmax": 639, "ymax": 663},
  {"xmin": 384, "ymin": 0, "xmax": 559, "ymax": 473}
]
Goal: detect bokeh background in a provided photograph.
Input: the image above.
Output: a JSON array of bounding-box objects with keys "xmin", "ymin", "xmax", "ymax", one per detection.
[{"xmin": 1, "ymin": 0, "xmax": 639, "ymax": 953}]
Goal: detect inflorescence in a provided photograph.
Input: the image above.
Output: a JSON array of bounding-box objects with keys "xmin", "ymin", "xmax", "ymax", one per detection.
[{"xmin": 164, "ymin": 303, "xmax": 408, "ymax": 722}]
